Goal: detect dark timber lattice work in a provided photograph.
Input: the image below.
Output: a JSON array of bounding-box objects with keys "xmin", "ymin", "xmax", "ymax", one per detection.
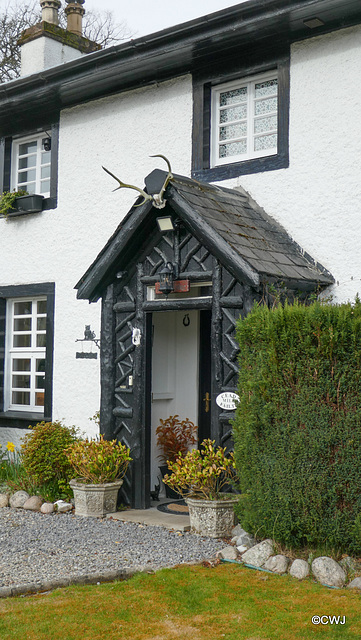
[{"xmin": 76, "ymin": 170, "xmax": 334, "ymax": 508}]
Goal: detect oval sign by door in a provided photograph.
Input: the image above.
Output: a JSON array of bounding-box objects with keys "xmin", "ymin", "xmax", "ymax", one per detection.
[{"xmin": 216, "ymin": 392, "xmax": 240, "ymax": 411}]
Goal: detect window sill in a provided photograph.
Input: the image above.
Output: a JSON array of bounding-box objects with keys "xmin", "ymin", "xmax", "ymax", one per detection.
[
  {"xmin": 192, "ymin": 152, "xmax": 289, "ymax": 182},
  {"xmin": 0, "ymin": 411, "xmax": 47, "ymax": 429}
]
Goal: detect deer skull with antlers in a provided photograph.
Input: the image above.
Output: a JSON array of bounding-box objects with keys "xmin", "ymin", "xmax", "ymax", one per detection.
[{"xmin": 102, "ymin": 155, "xmax": 173, "ymax": 209}]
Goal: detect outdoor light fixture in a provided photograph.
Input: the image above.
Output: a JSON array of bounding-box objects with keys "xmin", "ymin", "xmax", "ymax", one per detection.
[
  {"xmin": 75, "ymin": 324, "xmax": 100, "ymax": 359},
  {"xmin": 158, "ymin": 261, "xmax": 177, "ymax": 295},
  {"xmin": 156, "ymin": 216, "xmax": 175, "ymax": 233},
  {"xmin": 42, "ymin": 137, "xmax": 51, "ymax": 151}
]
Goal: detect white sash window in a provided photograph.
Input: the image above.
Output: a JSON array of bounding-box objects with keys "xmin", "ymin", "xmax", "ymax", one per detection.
[
  {"xmin": 5, "ymin": 298, "xmax": 47, "ymax": 412},
  {"xmin": 211, "ymin": 72, "xmax": 278, "ymax": 166},
  {"xmin": 11, "ymin": 133, "xmax": 51, "ymax": 197}
]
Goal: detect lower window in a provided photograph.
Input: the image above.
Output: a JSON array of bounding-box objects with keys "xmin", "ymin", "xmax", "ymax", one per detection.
[
  {"xmin": 0, "ymin": 283, "xmax": 54, "ymax": 426},
  {"xmin": 5, "ymin": 298, "xmax": 47, "ymax": 412}
]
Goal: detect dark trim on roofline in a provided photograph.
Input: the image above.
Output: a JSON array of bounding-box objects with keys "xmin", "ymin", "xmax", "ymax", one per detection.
[{"xmin": 0, "ymin": 0, "xmax": 360, "ymax": 134}]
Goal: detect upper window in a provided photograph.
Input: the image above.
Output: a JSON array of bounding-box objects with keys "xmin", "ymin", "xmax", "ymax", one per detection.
[
  {"xmin": 211, "ymin": 72, "xmax": 278, "ymax": 167},
  {"xmin": 5, "ymin": 298, "xmax": 47, "ymax": 412},
  {"xmin": 11, "ymin": 133, "xmax": 51, "ymax": 198},
  {"xmin": 191, "ymin": 51, "xmax": 290, "ymax": 182}
]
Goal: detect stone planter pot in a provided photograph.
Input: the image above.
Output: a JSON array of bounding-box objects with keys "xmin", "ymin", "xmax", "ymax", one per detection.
[
  {"xmin": 69, "ymin": 478, "xmax": 123, "ymax": 517},
  {"xmin": 186, "ymin": 496, "xmax": 238, "ymax": 538}
]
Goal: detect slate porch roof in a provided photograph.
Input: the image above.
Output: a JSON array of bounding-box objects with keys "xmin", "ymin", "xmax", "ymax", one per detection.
[{"xmin": 75, "ymin": 171, "xmax": 334, "ymax": 302}]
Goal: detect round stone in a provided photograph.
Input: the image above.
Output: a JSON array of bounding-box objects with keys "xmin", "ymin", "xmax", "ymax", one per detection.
[{"xmin": 9, "ymin": 491, "xmax": 30, "ymax": 508}]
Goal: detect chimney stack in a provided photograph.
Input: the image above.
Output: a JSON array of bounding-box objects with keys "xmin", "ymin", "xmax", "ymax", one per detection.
[
  {"xmin": 40, "ymin": 0, "xmax": 61, "ymax": 25},
  {"xmin": 65, "ymin": 0, "xmax": 86, "ymax": 36}
]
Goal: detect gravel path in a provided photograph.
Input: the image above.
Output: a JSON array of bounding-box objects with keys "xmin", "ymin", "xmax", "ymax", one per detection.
[{"xmin": 0, "ymin": 509, "xmax": 224, "ymax": 591}]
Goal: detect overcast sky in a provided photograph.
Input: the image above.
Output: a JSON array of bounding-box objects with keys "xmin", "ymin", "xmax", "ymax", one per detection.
[{"xmin": 84, "ymin": 0, "xmax": 247, "ymax": 39}]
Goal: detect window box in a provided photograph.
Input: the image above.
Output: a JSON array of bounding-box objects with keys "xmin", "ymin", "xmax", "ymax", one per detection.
[{"xmin": 5, "ymin": 194, "xmax": 44, "ymax": 218}]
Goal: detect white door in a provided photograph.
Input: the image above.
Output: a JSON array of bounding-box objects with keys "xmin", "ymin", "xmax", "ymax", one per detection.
[{"xmin": 150, "ymin": 310, "xmax": 199, "ymax": 495}]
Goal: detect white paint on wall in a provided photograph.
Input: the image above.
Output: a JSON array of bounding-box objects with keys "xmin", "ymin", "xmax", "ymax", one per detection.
[
  {"xmin": 20, "ymin": 36, "xmax": 84, "ymax": 77},
  {"xmin": 0, "ymin": 75, "xmax": 193, "ymax": 445},
  {"xmin": 228, "ymin": 25, "xmax": 361, "ymax": 304}
]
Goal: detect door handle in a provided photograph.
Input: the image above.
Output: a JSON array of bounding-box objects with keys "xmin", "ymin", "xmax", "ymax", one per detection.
[{"xmin": 203, "ymin": 392, "xmax": 210, "ymax": 413}]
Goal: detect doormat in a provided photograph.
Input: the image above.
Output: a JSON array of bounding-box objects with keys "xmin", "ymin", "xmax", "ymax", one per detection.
[{"xmin": 157, "ymin": 500, "xmax": 189, "ymax": 515}]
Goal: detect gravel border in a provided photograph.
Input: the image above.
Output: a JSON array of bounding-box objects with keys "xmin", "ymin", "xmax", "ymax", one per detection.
[{"xmin": 0, "ymin": 508, "xmax": 224, "ymax": 597}]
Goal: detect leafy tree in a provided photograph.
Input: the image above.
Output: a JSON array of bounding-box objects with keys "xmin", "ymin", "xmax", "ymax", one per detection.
[{"xmin": 0, "ymin": 0, "xmax": 132, "ymax": 83}]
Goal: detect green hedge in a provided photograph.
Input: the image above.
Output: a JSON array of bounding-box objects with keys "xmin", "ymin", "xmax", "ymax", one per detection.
[{"xmin": 233, "ymin": 300, "xmax": 361, "ymax": 553}]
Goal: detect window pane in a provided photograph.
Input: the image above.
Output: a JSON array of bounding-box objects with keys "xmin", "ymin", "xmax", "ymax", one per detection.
[
  {"xmin": 19, "ymin": 141, "xmax": 37, "ymax": 155},
  {"xmin": 12, "ymin": 374, "xmax": 31, "ymax": 389},
  {"xmin": 37, "ymin": 317, "xmax": 47, "ymax": 331},
  {"xmin": 18, "ymin": 169, "xmax": 36, "ymax": 183},
  {"xmin": 254, "ymin": 133, "xmax": 278, "ymax": 151},
  {"xmin": 12, "ymin": 391, "xmax": 30, "ymax": 405},
  {"xmin": 37, "ymin": 300, "xmax": 47, "ymax": 314},
  {"xmin": 14, "ymin": 317, "xmax": 31, "ymax": 332},
  {"xmin": 18, "ymin": 156, "xmax": 36, "ymax": 170},
  {"xmin": 12, "ymin": 358, "xmax": 31, "ymax": 372},
  {"xmin": 219, "ymin": 122, "xmax": 247, "ymax": 141},
  {"xmin": 35, "ymin": 392, "xmax": 44, "ymax": 407},
  {"xmin": 254, "ymin": 115, "xmax": 277, "ymax": 134},
  {"xmin": 13, "ymin": 334, "xmax": 31, "ymax": 348},
  {"xmin": 220, "ymin": 87, "xmax": 247, "ymax": 106},
  {"xmin": 220, "ymin": 105, "xmax": 247, "ymax": 123},
  {"xmin": 41, "ymin": 166, "xmax": 51, "ymax": 179},
  {"xmin": 219, "ymin": 140, "xmax": 247, "ymax": 158},
  {"xmin": 41, "ymin": 151, "xmax": 51, "ymax": 164},
  {"xmin": 35, "ymin": 376, "xmax": 45, "ymax": 389},
  {"xmin": 14, "ymin": 301, "xmax": 32, "ymax": 315},
  {"xmin": 36, "ymin": 334, "xmax": 46, "ymax": 348},
  {"xmin": 255, "ymin": 79, "xmax": 278, "ymax": 97},
  {"xmin": 254, "ymin": 97, "xmax": 278, "ymax": 116},
  {"xmin": 36, "ymin": 358, "xmax": 46, "ymax": 372},
  {"xmin": 40, "ymin": 180, "xmax": 50, "ymax": 194}
]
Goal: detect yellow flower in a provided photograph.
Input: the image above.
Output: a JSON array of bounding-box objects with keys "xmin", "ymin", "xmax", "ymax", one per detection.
[{"xmin": 6, "ymin": 442, "xmax": 15, "ymax": 452}]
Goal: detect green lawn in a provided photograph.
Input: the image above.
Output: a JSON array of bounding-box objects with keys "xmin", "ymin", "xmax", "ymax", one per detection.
[{"xmin": 0, "ymin": 563, "xmax": 360, "ymax": 639}]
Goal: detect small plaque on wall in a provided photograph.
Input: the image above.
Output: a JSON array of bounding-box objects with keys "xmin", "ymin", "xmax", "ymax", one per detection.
[
  {"xmin": 76, "ymin": 352, "xmax": 98, "ymax": 359},
  {"xmin": 216, "ymin": 392, "xmax": 239, "ymax": 411}
]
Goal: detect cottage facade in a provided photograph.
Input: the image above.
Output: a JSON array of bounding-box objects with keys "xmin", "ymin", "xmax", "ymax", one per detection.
[{"xmin": 0, "ymin": 0, "xmax": 360, "ymax": 506}]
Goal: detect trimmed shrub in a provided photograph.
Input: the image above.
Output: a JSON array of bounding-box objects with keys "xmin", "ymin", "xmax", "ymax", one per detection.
[
  {"xmin": 233, "ymin": 300, "xmax": 361, "ymax": 553},
  {"xmin": 21, "ymin": 421, "xmax": 79, "ymax": 489}
]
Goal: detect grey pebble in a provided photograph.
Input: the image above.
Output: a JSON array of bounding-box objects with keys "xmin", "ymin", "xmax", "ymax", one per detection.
[{"xmin": 0, "ymin": 509, "xmax": 224, "ymax": 588}]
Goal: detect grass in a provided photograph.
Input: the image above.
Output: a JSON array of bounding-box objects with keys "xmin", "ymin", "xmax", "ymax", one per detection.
[{"xmin": 0, "ymin": 563, "xmax": 361, "ymax": 639}]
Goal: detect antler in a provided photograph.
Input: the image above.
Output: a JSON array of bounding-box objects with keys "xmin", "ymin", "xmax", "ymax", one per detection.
[
  {"xmin": 150, "ymin": 154, "xmax": 173, "ymax": 207},
  {"xmin": 102, "ymin": 166, "xmax": 153, "ymax": 207}
]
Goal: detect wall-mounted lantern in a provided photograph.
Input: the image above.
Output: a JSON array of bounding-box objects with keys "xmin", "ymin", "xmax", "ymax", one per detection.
[
  {"xmin": 156, "ymin": 215, "xmax": 174, "ymax": 233},
  {"xmin": 76, "ymin": 324, "xmax": 100, "ymax": 359},
  {"xmin": 157, "ymin": 261, "xmax": 178, "ymax": 295}
]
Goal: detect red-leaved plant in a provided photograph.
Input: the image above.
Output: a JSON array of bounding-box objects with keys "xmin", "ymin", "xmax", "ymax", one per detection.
[{"xmin": 156, "ymin": 415, "xmax": 197, "ymax": 465}]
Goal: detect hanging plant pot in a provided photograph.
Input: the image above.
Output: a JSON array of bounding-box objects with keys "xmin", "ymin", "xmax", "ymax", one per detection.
[
  {"xmin": 14, "ymin": 194, "xmax": 44, "ymax": 214},
  {"xmin": 69, "ymin": 478, "xmax": 124, "ymax": 517}
]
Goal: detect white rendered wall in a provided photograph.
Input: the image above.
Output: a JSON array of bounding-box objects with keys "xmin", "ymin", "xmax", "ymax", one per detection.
[
  {"xmin": 228, "ymin": 25, "xmax": 361, "ymax": 304},
  {"xmin": 0, "ymin": 75, "xmax": 192, "ymax": 449},
  {"xmin": 20, "ymin": 36, "xmax": 83, "ymax": 76}
]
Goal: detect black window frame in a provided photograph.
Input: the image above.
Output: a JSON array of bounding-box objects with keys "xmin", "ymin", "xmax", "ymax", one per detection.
[
  {"xmin": 192, "ymin": 46, "xmax": 290, "ymax": 182},
  {"xmin": 0, "ymin": 282, "xmax": 55, "ymax": 429},
  {"xmin": 0, "ymin": 122, "xmax": 59, "ymax": 211}
]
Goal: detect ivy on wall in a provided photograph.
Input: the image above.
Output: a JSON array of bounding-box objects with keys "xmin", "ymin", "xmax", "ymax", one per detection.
[{"xmin": 233, "ymin": 299, "xmax": 361, "ymax": 552}]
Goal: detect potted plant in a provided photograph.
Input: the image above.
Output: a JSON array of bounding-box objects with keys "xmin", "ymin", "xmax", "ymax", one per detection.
[
  {"xmin": 163, "ymin": 438, "xmax": 238, "ymax": 537},
  {"xmin": 0, "ymin": 190, "xmax": 44, "ymax": 219},
  {"xmin": 67, "ymin": 435, "xmax": 131, "ymax": 517},
  {"xmin": 156, "ymin": 415, "xmax": 197, "ymax": 499}
]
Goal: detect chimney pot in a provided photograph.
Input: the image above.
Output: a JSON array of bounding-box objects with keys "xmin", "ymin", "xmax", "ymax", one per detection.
[
  {"xmin": 40, "ymin": 0, "xmax": 61, "ymax": 26},
  {"xmin": 65, "ymin": 0, "xmax": 86, "ymax": 36}
]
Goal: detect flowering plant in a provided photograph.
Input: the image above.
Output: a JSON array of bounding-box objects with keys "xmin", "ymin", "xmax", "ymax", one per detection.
[
  {"xmin": 156, "ymin": 415, "xmax": 197, "ymax": 465},
  {"xmin": 66, "ymin": 435, "xmax": 131, "ymax": 484},
  {"xmin": 163, "ymin": 438, "xmax": 237, "ymax": 500}
]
